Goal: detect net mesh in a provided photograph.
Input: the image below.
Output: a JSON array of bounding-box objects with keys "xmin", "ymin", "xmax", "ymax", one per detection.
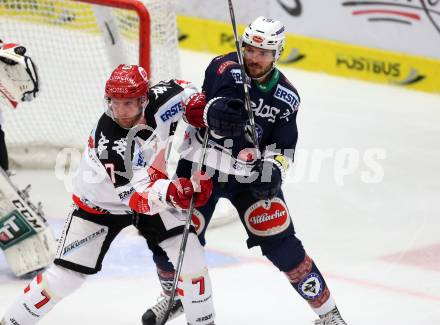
[{"xmin": 0, "ymin": 0, "xmax": 180, "ymax": 167}]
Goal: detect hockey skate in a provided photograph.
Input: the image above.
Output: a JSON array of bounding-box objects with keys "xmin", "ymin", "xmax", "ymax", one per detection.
[
  {"xmin": 314, "ymin": 307, "xmax": 347, "ymax": 325},
  {"xmin": 141, "ymin": 293, "xmax": 184, "ymax": 325}
]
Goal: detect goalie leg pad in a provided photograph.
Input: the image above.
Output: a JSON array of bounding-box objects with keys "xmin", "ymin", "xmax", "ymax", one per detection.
[
  {"xmin": 0, "ymin": 168, "xmax": 57, "ymax": 276},
  {"xmin": 1, "ymin": 265, "xmax": 87, "ymax": 325},
  {"xmin": 3, "ymin": 227, "xmax": 57, "ymax": 277},
  {"xmin": 159, "ymin": 233, "xmax": 215, "ymax": 325}
]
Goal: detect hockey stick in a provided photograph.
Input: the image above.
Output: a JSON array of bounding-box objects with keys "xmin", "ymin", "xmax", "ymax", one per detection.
[
  {"xmin": 159, "ymin": 129, "xmax": 210, "ymax": 325},
  {"xmin": 227, "ymin": 1, "xmax": 272, "ymax": 207},
  {"xmin": 227, "ymin": 0, "xmax": 261, "ymax": 163}
]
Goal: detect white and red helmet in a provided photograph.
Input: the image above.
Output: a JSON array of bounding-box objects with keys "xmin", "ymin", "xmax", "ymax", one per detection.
[
  {"xmin": 105, "ymin": 64, "xmax": 149, "ymax": 100},
  {"xmin": 104, "ymin": 64, "xmax": 149, "ymax": 126},
  {"xmin": 241, "ymin": 16, "xmax": 286, "ymax": 61}
]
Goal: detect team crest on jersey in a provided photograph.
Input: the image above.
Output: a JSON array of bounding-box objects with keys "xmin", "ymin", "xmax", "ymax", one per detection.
[
  {"xmin": 244, "ymin": 198, "xmax": 290, "ymax": 236},
  {"xmin": 244, "ymin": 122, "xmax": 263, "ymax": 144},
  {"xmin": 274, "ymin": 84, "xmax": 299, "ymax": 112},
  {"xmin": 191, "ymin": 209, "xmax": 205, "ymax": 235},
  {"xmin": 230, "ymin": 68, "xmax": 243, "ymax": 84}
]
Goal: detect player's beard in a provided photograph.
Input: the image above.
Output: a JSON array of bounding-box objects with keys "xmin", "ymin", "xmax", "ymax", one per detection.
[
  {"xmin": 116, "ymin": 111, "xmax": 144, "ymax": 129},
  {"xmin": 246, "ymin": 61, "xmax": 274, "ymax": 82}
]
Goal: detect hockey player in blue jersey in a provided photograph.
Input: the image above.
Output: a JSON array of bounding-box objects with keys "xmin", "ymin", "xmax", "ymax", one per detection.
[{"xmin": 142, "ymin": 17, "xmax": 347, "ymax": 325}]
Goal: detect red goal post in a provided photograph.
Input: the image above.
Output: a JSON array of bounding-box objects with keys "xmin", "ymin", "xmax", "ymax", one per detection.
[{"xmin": 78, "ymin": 0, "xmax": 151, "ymax": 76}]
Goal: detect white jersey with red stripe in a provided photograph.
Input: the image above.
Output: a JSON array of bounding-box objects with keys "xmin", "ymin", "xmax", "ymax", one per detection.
[{"xmin": 72, "ymin": 79, "xmax": 197, "ymax": 215}]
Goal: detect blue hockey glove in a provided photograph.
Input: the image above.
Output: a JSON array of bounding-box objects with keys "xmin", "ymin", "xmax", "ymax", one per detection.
[
  {"xmin": 250, "ymin": 156, "xmax": 288, "ymax": 200},
  {"xmin": 204, "ymin": 97, "xmax": 248, "ymax": 137}
]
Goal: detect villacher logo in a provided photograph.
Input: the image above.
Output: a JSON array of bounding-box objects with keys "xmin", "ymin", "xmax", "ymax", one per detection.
[{"xmin": 342, "ymin": 1, "xmax": 440, "ymax": 34}]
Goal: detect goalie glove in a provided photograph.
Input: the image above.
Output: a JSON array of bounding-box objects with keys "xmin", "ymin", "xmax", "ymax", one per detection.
[
  {"xmin": 250, "ymin": 155, "xmax": 289, "ymax": 200},
  {"xmin": 0, "ymin": 42, "xmax": 39, "ymax": 109}
]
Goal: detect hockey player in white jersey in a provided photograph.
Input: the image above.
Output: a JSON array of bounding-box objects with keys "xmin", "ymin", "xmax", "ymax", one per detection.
[
  {"xmin": 1, "ymin": 64, "xmax": 217, "ymax": 325},
  {"xmin": 0, "ymin": 40, "xmax": 55, "ymax": 279}
]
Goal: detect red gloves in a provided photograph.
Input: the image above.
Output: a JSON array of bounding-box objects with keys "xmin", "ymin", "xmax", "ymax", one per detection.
[
  {"xmin": 183, "ymin": 92, "xmax": 206, "ymax": 128},
  {"xmin": 166, "ymin": 172, "xmax": 213, "ymax": 209}
]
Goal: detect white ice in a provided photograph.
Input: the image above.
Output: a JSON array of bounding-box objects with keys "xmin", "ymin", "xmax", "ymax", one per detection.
[{"xmin": 1, "ymin": 49, "xmax": 440, "ymax": 325}]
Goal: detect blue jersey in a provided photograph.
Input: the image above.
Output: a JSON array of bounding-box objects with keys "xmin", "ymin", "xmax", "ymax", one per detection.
[{"xmin": 179, "ymin": 52, "xmax": 300, "ymax": 176}]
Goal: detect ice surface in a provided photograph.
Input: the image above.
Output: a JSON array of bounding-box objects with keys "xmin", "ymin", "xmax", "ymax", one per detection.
[{"xmin": 1, "ymin": 49, "xmax": 440, "ymax": 324}]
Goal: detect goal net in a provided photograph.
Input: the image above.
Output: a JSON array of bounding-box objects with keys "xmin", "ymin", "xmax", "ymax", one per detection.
[
  {"xmin": 0, "ymin": 0, "xmax": 238, "ymax": 228},
  {"xmin": 0, "ymin": 0, "xmax": 180, "ymax": 167}
]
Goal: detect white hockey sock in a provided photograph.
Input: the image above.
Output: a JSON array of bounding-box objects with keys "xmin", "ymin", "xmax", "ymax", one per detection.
[
  {"xmin": 313, "ymin": 294, "xmax": 336, "ymax": 316},
  {"xmin": 2, "ymin": 264, "xmax": 87, "ymax": 324},
  {"xmin": 160, "ymin": 233, "xmax": 215, "ymax": 325},
  {"xmin": 178, "ymin": 267, "xmax": 215, "ymax": 325}
]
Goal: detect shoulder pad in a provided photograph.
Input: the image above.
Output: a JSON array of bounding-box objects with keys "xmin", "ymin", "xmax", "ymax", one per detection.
[
  {"xmin": 149, "ymin": 80, "xmax": 183, "ymax": 102},
  {"xmin": 216, "ymin": 60, "xmax": 240, "ymax": 75},
  {"xmin": 174, "ymin": 79, "xmax": 198, "ymax": 96},
  {"xmin": 147, "ymin": 80, "xmax": 184, "ymax": 118},
  {"xmin": 211, "ymin": 53, "xmax": 240, "ymax": 75},
  {"xmin": 174, "ymin": 79, "xmax": 192, "ymax": 87}
]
